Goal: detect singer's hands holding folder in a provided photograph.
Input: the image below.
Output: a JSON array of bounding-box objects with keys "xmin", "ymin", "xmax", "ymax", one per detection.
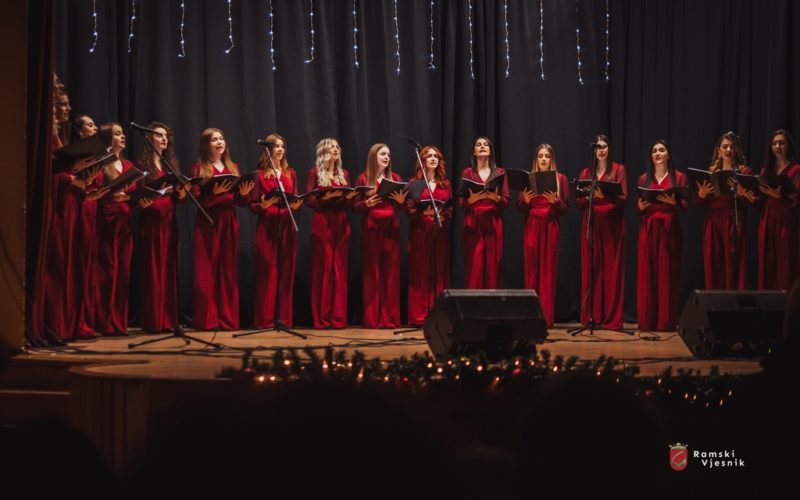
[
  {"xmin": 467, "ymin": 188, "xmax": 499, "ymax": 205},
  {"xmin": 260, "ymin": 194, "xmax": 279, "ymax": 210},
  {"xmin": 542, "ymin": 190, "xmax": 560, "ymax": 204},
  {"xmin": 322, "ymin": 189, "xmax": 344, "ymax": 201},
  {"xmin": 696, "ymin": 180, "xmax": 715, "ymax": 199},
  {"xmin": 736, "ymin": 183, "xmax": 756, "ymax": 202},
  {"xmin": 238, "ymin": 180, "xmax": 255, "ymax": 197},
  {"xmin": 759, "ymin": 183, "xmax": 782, "ymax": 199},
  {"xmin": 656, "ymin": 192, "xmax": 677, "ymax": 205},
  {"xmin": 212, "ymin": 179, "xmax": 233, "ymax": 195},
  {"xmin": 388, "ymin": 189, "xmax": 407, "ymax": 205}
]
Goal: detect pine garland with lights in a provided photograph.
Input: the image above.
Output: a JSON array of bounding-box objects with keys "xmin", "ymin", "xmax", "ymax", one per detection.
[{"xmin": 217, "ymin": 347, "xmax": 743, "ymax": 409}]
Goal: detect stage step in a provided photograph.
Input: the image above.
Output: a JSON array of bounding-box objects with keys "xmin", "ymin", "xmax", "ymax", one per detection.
[
  {"xmin": 0, "ymin": 389, "xmax": 71, "ymax": 425},
  {"xmin": 0, "ymin": 355, "xmax": 92, "ymax": 391}
]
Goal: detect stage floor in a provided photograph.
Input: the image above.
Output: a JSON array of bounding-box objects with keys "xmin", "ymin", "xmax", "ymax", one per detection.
[{"xmin": 21, "ymin": 324, "xmax": 762, "ymax": 378}]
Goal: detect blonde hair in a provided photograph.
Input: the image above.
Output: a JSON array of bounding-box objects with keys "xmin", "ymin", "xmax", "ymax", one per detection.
[
  {"xmin": 314, "ymin": 137, "xmax": 346, "ymax": 186},
  {"xmin": 532, "ymin": 143, "xmax": 560, "ymax": 193},
  {"xmin": 197, "ymin": 127, "xmax": 239, "ymax": 178}
]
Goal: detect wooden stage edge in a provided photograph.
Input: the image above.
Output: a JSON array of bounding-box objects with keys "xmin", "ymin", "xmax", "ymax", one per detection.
[{"xmin": 20, "ymin": 324, "xmax": 762, "ymax": 378}]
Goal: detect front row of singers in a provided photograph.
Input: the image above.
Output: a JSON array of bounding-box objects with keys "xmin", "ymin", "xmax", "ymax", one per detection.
[{"xmin": 46, "ymin": 121, "xmax": 800, "ymax": 341}]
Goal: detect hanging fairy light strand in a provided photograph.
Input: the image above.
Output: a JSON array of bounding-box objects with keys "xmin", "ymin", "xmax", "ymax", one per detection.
[
  {"xmin": 503, "ymin": 0, "xmax": 510, "ymax": 78},
  {"xmin": 89, "ymin": 0, "xmax": 98, "ymax": 53},
  {"xmin": 427, "ymin": 0, "xmax": 435, "ymax": 70},
  {"xmin": 128, "ymin": 0, "xmax": 136, "ymax": 53},
  {"xmin": 224, "ymin": 0, "xmax": 234, "ymax": 53},
  {"xmin": 178, "ymin": 1, "xmax": 186, "ymax": 58},
  {"xmin": 604, "ymin": 0, "xmax": 610, "ymax": 81},
  {"xmin": 393, "ymin": 0, "xmax": 400, "ymax": 75},
  {"xmin": 538, "ymin": 0, "xmax": 544, "ymax": 79},
  {"xmin": 575, "ymin": 0, "xmax": 584, "ymax": 85},
  {"xmin": 352, "ymin": 0, "xmax": 359, "ymax": 69},
  {"xmin": 468, "ymin": 0, "xmax": 475, "ymax": 79},
  {"xmin": 268, "ymin": 0, "xmax": 276, "ymax": 70},
  {"xmin": 305, "ymin": 0, "xmax": 315, "ymax": 63}
]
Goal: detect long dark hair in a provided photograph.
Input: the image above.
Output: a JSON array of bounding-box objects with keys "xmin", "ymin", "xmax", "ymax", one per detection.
[
  {"xmin": 646, "ymin": 139, "xmax": 676, "ymax": 186},
  {"xmin": 762, "ymin": 129, "xmax": 798, "ymax": 176},
  {"xmin": 709, "ymin": 131, "xmax": 748, "ymax": 173},
  {"xmin": 592, "ymin": 133, "xmax": 613, "ymax": 177},
  {"xmin": 470, "ymin": 136, "xmax": 499, "ymax": 180},
  {"xmin": 137, "ymin": 122, "xmax": 180, "ymax": 177}
]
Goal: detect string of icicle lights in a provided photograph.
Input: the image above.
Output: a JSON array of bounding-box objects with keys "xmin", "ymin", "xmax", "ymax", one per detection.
[
  {"xmin": 503, "ymin": 0, "xmax": 510, "ymax": 78},
  {"xmin": 88, "ymin": 1, "xmax": 613, "ymax": 84},
  {"xmin": 89, "ymin": 0, "xmax": 98, "ymax": 53},
  {"xmin": 575, "ymin": 0, "xmax": 584, "ymax": 85},
  {"xmin": 225, "ymin": 0, "xmax": 234, "ymax": 53},
  {"xmin": 268, "ymin": 0, "xmax": 276, "ymax": 70},
  {"xmin": 393, "ymin": 0, "xmax": 400, "ymax": 75},
  {"xmin": 178, "ymin": 1, "xmax": 186, "ymax": 57},
  {"xmin": 352, "ymin": 0, "xmax": 360, "ymax": 69},
  {"xmin": 305, "ymin": 0, "xmax": 315, "ymax": 63},
  {"xmin": 128, "ymin": 0, "xmax": 136, "ymax": 53},
  {"xmin": 428, "ymin": 0, "xmax": 435, "ymax": 70}
]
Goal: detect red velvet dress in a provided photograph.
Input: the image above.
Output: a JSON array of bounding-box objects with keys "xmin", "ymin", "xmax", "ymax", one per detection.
[
  {"xmin": 757, "ymin": 163, "xmax": 800, "ymax": 290},
  {"xmin": 137, "ymin": 166, "xmax": 179, "ymax": 332},
  {"xmin": 636, "ymin": 171, "xmax": 688, "ymax": 331},
  {"xmin": 75, "ymin": 175, "xmax": 102, "ymax": 337},
  {"xmin": 519, "ymin": 172, "xmax": 570, "ymax": 328},
  {"xmin": 191, "ymin": 162, "xmax": 244, "ymax": 331},
  {"xmin": 250, "ymin": 168, "xmax": 298, "ymax": 328},
  {"xmin": 460, "ymin": 167, "xmax": 509, "ymax": 288},
  {"xmin": 41, "ymin": 171, "xmax": 84, "ymax": 339},
  {"xmin": 405, "ymin": 181, "xmax": 452, "ymax": 326},
  {"xmin": 95, "ymin": 160, "xmax": 135, "ymax": 334},
  {"xmin": 695, "ymin": 166, "xmax": 751, "ymax": 290},
  {"xmin": 576, "ymin": 163, "xmax": 627, "ymax": 329},
  {"xmin": 306, "ymin": 168, "xmax": 351, "ymax": 329},
  {"xmin": 354, "ymin": 172, "xmax": 402, "ymax": 328}
]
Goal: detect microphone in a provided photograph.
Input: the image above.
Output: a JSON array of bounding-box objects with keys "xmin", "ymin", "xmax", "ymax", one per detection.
[
  {"xmin": 403, "ymin": 136, "xmax": 422, "ymax": 150},
  {"xmin": 724, "ymin": 131, "xmax": 738, "ymax": 140},
  {"xmin": 589, "ymin": 142, "xmax": 600, "ymax": 148},
  {"xmin": 130, "ymin": 122, "xmax": 159, "ymax": 134},
  {"xmin": 256, "ymin": 139, "xmax": 277, "ymax": 148}
]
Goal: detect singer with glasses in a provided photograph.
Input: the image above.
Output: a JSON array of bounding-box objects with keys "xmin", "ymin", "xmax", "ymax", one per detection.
[
  {"xmin": 306, "ymin": 138, "xmax": 354, "ymax": 329},
  {"xmin": 135, "ymin": 122, "xmax": 188, "ymax": 332},
  {"xmin": 250, "ymin": 134, "xmax": 303, "ymax": 329},
  {"xmin": 405, "ymin": 146, "xmax": 452, "ymax": 327},
  {"xmin": 94, "ymin": 123, "xmax": 135, "ymax": 336},
  {"xmin": 695, "ymin": 132, "xmax": 754, "ymax": 290},
  {"xmin": 460, "ymin": 136, "xmax": 509, "ymax": 288},
  {"xmin": 757, "ymin": 129, "xmax": 800, "ymax": 290},
  {"xmin": 191, "ymin": 128, "xmax": 254, "ymax": 331},
  {"xmin": 354, "ymin": 143, "xmax": 405, "ymax": 328},
  {"xmin": 519, "ymin": 143, "xmax": 569, "ymax": 329},
  {"xmin": 636, "ymin": 140, "xmax": 688, "ymax": 331},
  {"xmin": 575, "ymin": 135, "xmax": 627, "ymax": 330}
]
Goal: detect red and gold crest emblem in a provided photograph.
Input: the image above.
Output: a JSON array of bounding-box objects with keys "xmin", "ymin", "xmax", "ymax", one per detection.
[{"xmin": 669, "ymin": 443, "xmax": 688, "ymax": 471}]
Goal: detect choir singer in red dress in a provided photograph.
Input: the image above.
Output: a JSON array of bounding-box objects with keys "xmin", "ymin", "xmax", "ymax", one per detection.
[
  {"xmin": 405, "ymin": 146, "xmax": 452, "ymax": 326},
  {"xmin": 576, "ymin": 135, "xmax": 627, "ymax": 329},
  {"xmin": 636, "ymin": 140, "xmax": 688, "ymax": 331},
  {"xmin": 354, "ymin": 143, "xmax": 406, "ymax": 328},
  {"xmin": 95, "ymin": 123, "xmax": 135, "ymax": 335},
  {"xmin": 250, "ymin": 134, "xmax": 303, "ymax": 328},
  {"xmin": 306, "ymin": 138, "xmax": 354, "ymax": 329},
  {"xmin": 695, "ymin": 131, "xmax": 754, "ymax": 290},
  {"xmin": 460, "ymin": 136, "xmax": 509, "ymax": 288},
  {"xmin": 191, "ymin": 128, "xmax": 254, "ymax": 331},
  {"xmin": 519, "ymin": 143, "xmax": 569, "ymax": 328},
  {"xmin": 757, "ymin": 129, "xmax": 800, "ymax": 290},
  {"xmin": 136, "ymin": 123, "xmax": 187, "ymax": 332}
]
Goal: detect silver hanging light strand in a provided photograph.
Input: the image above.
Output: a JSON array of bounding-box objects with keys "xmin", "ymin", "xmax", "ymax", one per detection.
[
  {"xmin": 268, "ymin": 0, "xmax": 276, "ymax": 70},
  {"xmin": 604, "ymin": 0, "xmax": 610, "ymax": 81},
  {"xmin": 89, "ymin": 0, "xmax": 98, "ymax": 53},
  {"xmin": 352, "ymin": 0, "xmax": 360, "ymax": 69},
  {"xmin": 427, "ymin": 0, "xmax": 435, "ymax": 70},
  {"xmin": 305, "ymin": 0, "xmax": 315, "ymax": 63},
  {"xmin": 178, "ymin": 1, "xmax": 186, "ymax": 57},
  {"xmin": 538, "ymin": 0, "xmax": 544, "ymax": 79},
  {"xmin": 575, "ymin": 0, "xmax": 584, "ymax": 85},
  {"xmin": 503, "ymin": 0, "xmax": 510, "ymax": 78},
  {"xmin": 468, "ymin": 0, "xmax": 475, "ymax": 79},
  {"xmin": 225, "ymin": 0, "xmax": 234, "ymax": 53},
  {"xmin": 393, "ymin": 0, "xmax": 400, "ymax": 75},
  {"xmin": 128, "ymin": 0, "xmax": 136, "ymax": 53}
]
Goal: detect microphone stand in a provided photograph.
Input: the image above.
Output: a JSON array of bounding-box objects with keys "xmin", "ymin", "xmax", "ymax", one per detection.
[
  {"xmin": 395, "ymin": 143, "xmax": 441, "ymax": 335},
  {"xmin": 128, "ymin": 125, "xmax": 222, "ymax": 349},
  {"xmin": 568, "ymin": 146, "xmax": 634, "ymax": 336},
  {"xmin": 234, "ymin": 145, "xmax": 306, "ymax": 340}
]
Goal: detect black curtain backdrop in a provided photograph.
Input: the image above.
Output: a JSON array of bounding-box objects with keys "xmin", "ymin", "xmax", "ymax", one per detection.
[{"xmin": 50, "ymin": 0, "xmax": 800, "ymax": 328}]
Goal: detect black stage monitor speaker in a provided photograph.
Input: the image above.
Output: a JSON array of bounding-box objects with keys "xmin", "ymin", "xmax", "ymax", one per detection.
[
  {"xmin": 677, "ymin": 290, "xmax": 786, "ymax": 358},
  {"xmin": 423, "ymin": 289, "xmax": 548, "ymax": 360}
]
